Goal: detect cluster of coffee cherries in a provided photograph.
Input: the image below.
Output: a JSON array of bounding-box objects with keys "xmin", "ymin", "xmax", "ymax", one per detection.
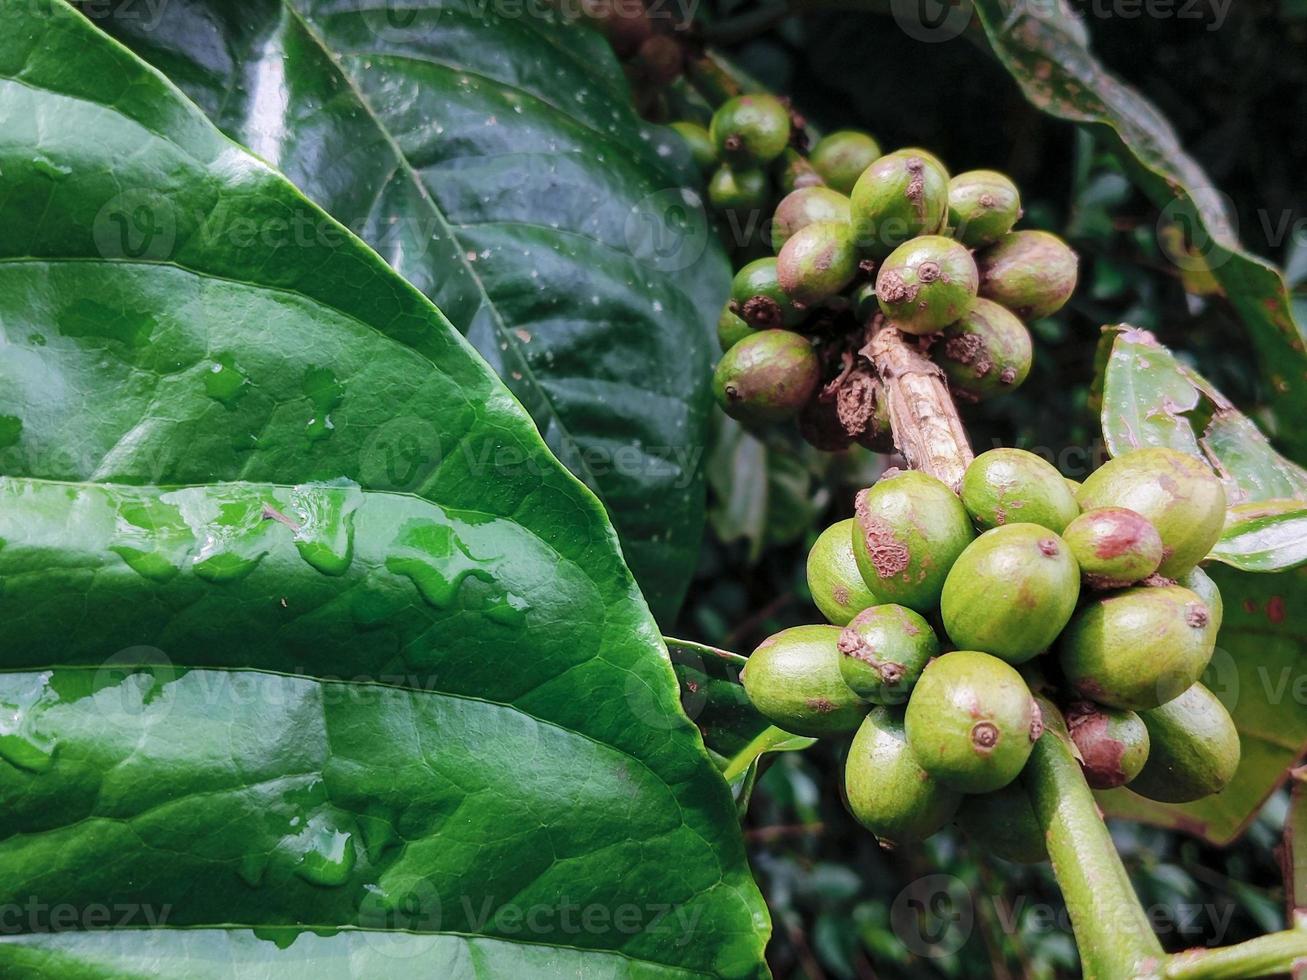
[
  {"xmin": 671, "ymin": 94, "xmax": 1078, "ymax": 452},
  {"xmin": 740, "ymin": 446, "xmax": 1238, "ymax": 857}
]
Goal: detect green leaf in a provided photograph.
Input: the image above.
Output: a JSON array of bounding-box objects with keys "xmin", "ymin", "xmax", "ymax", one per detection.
[
  {"xmin": 1096, "ymin": 326, "xmax": 1307, "ymax": 571},
  {"xmin": 0, "ymin": 3, "xmax": 766, "ymax": 975},
  {"xmin": 972, "ymin": 0, "xmax": 1307, "ymax": 463},
  {"xmin": 83, "ymin": 0, "xmax": 729, "ymax": 622},
  {"xmin": 1099, "ymin": 565, "xmax": 1307, "ymax": 846}
]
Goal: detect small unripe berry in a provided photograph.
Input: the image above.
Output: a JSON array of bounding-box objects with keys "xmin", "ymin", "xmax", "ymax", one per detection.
[
  {"xmin": 1065, "ymin": 700, "xmax": 1151, "ymax": 789},
  {"xmin": 810, "ymin": 130, "xmax": 882, "ymax": 195},
  {"xmin": 775, "ymin": 150, "xmax": 824, "ymax": 193},
  {"xmin": 1130, "ymin": 683, "xmax": 1239, "ymax": 803},
  {"xmin": 934, "ymin": 297, "xmax": 1033, "ymax": 401},
  {"xmin": 742, "ymin": 625, "xmax": 869, "ymax": 737},
  {"xmin": 961, "ymin": 448, "xmax": 1080, "ymax": 534},
  {"xmin": 852, "ymin": 470, "xmax": 974, "ymax": 612},
  {"xmin": 807, "ymin": 519, "xmax": 884, "ymax": 625},
  {"xmin": 717, "ymin": 305, "xmax": 755, "ymax": 351},
  {"xmin": 710, "ymin": 94, "xmax": 792, "ymax": 165},
  {"xmin": 837, "ymin": 603, "xmax": 938, "ymax": 703},
  {"xmin": 845, "ymin": 707, "xmax": 961, "ymax": 846},
  {"xmin": 905, "ymin": 651, "xmax": 1042, "ymax": 794},
  {"xmin": 1058, "ymin": 584, "xmax": 1216, "ymax": 710},
  {"xmin": 771, "ymin": 186, "xmax": 851, "ymax": 252},
  {"xmin": 777, "ymin": 220, "xmax": 859, "ymax": 306},
  {"xmin": 669, "ymin": 120, "xmax": 716, "ymax": 172},
  {"xmin": 940, "ymin": 524, "xmax": 1081, "ymax": 664},
  {"xmin": 947, "ymin": 170, "xmax": 1021, "ymax": 247},
  {"xmin": 977, "ymin": 230, "xmax": 1078, "ymax": 319},
  {"xmin": 731, "ymin": 257, "xmax": 806, "ymax": 329},
  {"xmin": 712, "ymin": 329, "xmax": 819, "ymax": 424},
  {"xmin": 875, "ymin": 235, "xmax": 978, "ymax": 335},
  {"xmin": 955, "ymin": 783, "xmax": 1047, "ymax": 863},
  {"xmin": 1075, "ymin": 447, "xmax": 1227, "ymax": 578},
  {"xmin": 1179, "ymin": 566, "xmax": 1223, "ymax": 635},
  {"xmin": 850, "ymin": 148, "xmax": 949, "ymax": 257},
  {"xmin": 1062, "ymin": 507, "xmax": 1164, "ymax": 589},
  {"xmin": 707, "ymin": 163, "xmax": 769, "ymax": 212}
]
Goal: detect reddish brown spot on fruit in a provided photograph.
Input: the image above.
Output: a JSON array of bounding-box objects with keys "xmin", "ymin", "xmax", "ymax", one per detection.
[
  {"xmin": 741, "ymin": 295, "xmax": 782, "ymax": 329},
  {"xmin": 833, "ymin": 585, "xmax": 850, "ymax": 606},
  {"xmin": 1029, "ymin": 701, "xmax": 1045, "ymax": 742},
  {"xmin": 971, "ymin": 721, "xmax": 1000, "ymax": 752},
  {"xmin": 1185, "ymin": 603, "xmax": 1209, "ymax": 629},
  {"xmin": 1066, "ymin": 701, "xmax": 1128, "ymax": 788},
  {"xmin": 1038, "ymin": 538, "xmax": 1059, "ymax": 557},
  {"xmin": 918, "ymin": 261, "xmax": 940, "ymax": 283},
  {"xmin": 805, "ymin": 696, "xmax": 836, "ymax": 713},
  {"xmin": 855, "ymin": 493, "xmax": 911, "ymax": 578}
]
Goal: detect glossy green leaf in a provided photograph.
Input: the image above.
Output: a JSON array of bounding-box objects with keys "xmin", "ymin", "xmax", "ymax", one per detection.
[
  {"xmin": 973, "ymin": 0, "xmax": 1307, "ymax": 463},
  {"xmin": 1099, "ymin": 565, "xmax": 1307, "ymax": 846},
  {"xmin": 0, "ymin": 3, "xmax": 766, "ymax": 975},
  {"xmin": 81, "ymin": 0, "xmax": 729, "ymax": 622},
  {"xmin": 1096, "ymin": 326, "xmax": 1307, "ymax": 571}
]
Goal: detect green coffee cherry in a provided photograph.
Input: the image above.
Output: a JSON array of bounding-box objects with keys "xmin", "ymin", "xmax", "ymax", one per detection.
[
  {"xmin": 905, "ymin": 651, "xmax": 1042, "ymax": 793},
  {"xmin": 940, "ymin": 524, "xmax": 1080, "ymax": 664},
  {"xmin": 961, "ymin": 448, "xmax": 1080, "ymax": 534},
  {"xmin": 1130, "ymin": 683, "xmax": 1240, "ymax": 803},
  {"xmin": 1058, "ymin": 583, "xmax": 1216, "ymax": 710},
  {"xmin": 771, "ymin": 186, "xmax": 851, "ymax": 252},
  {"xmin": 977, "ymin": 230, "xmax": 1078, "ymax": 319},
  {"xmin": 810, "ymin": 130, "xmax": 882, "ymax": 195},
  {"xmin": 837, "ymin": 603, "xmax": 938, "ymax": 703},
  {"xmin": 1064, "ymin": 700, "xmax": 1151, "ymax": 789},
  {"xmin": 1076, "ymin": 447, "xmax": 1227, "ymax": 578},
  {"xmin": 710, "ymin": 94, "xmax": 792, "ymax": 165},
  {"xmin": 1062, "ymin": 507, "xmax": 1163, "ymax": 589},
  {"xmin": 947, "ymin": 170, "xmax": 1021, "ymax": 248},
  {"xmin": 875, "ymin": 235, "xmax": 978, "ymax": 335},
  {"xmin": 851, "ymin": 470, "xmax": 975, "ymax": 612},
  {"xmin": 777, "ymin": 220, "xmax": 860, "ymax": 307},
  {"xmin": 712, "ymin": 329, "xmax": 820, "ymax": 424},
  {"xmin": 718, "ymin": 306, "xmax": 755, "ymax": 351},
  {"xmin": 1179, "ymin": 566, "xmax": 1223, "ymax": 635},
  {"xmin": 741, "ymin": 624, "xmax": 869, "ymax": 737},
  {"xmin": 850, "ymin": 148, "xmax": 949, "ymax": 257},
  {"xmin": 934, "ymin": 298, "xmax": 1033, "ymax": 402},
  {"xmin": 669, "ymin": 120, "xmax": 716, "ymax": 172},
  {"xmin": 708, "ymin": 164, "xmax": 769, "ymax": 212},
  {"xmin": 731, "ymin": 257, "xmax": 806, "ymax": 329},
  {"xmin": 846, "ymin": 707, "xmax": 961, "ymax": 845},
  {"xmin": 955, "ymin": 783, "xmax": 1048, "ymax": 864},
  {"xmin": 807, "ymin": 519, "xmax": 884, "ymax": 626},
  {"xmin": 775, "ymin": 149, "xmax": 824, "ymax": 194}
]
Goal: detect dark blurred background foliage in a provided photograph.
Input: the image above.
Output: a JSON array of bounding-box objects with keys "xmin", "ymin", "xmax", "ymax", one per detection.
[{"xmin": 669, "ymin": 3, "xmax": 1306, "ymax": 975}]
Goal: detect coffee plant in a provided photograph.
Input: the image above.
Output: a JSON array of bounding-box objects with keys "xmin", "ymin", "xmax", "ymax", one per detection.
[{"xmin": 0, "ymin": 0, "xmax": 1304, "ymax": 978}]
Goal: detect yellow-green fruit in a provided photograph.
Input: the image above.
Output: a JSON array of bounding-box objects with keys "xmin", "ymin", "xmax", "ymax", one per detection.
[
  {"xmin": 1058, "ymin": 584, "xmax": 1216, "ymax": 710},
  {"xmin": 718, "ymin": 306, "xmax": 755, "ymax": 351},
  {"xmin": 1076, "ymin": 447, "xmax": 1227, "ymax": 578},
  {"xmin": 731, "ymin": 257, "xmax": 806, "ymax": 329},
  {"xmin": 775, "ymin": 150, "xmax": 824, "ymax": 194},
  {"xmin": 851, "ymin": 470, "xmax": 975, "ymax": 612},
  {"xmin": 810, "ymin": 130, "xmax": 882, "ymax": 195},
  {"xmin": 934, "ymin": 298, "xmax": 1033, "ymax": 402},
  {"xmin": 771, "ymin": 186, "xmax": 851, "ymax": 252},
  {"xmin": 845, "ymin": 707, "xmax": 962, "ymax": 845},
  {"xmin": 875, "ymin": 235, "xmax": 978, "ymax": 335},
  {"xmin": 707, "ymin": 163, "xmax": 769, "ymax": 212},
  {"xmin": 837, "ymin": 603, "xmax": 938, "ymax": 703},
  {"xmin": 977, "ymin": 230, "xmax": 1078, "ymax": 319},
  {"xmin": 1062, "ymin": 507, "xmax": 1163, "ymax": 589},
  {"xmin": 905, "ymin": 651, "xmax": 1042, "ymax": 793},
  {"xmin": 669, "ymin": 120, "xmax": 716, "ymax": 172},
  {"xmin": 741, "ymin": 625, "xmax": 869, "ymax": 737},
  {"xmin": 777, "ymin": 220, "xmax": 860, "ymax": 306},
  {"xmin": 947, "ymin": 170, "xmax": 1022, "ymax": 248},
  {"xmin": 940, "ymin": 524, "xmax": 1080, "ymax": 664},
  {"xmin": 807, "ymin": 519, "xmax": 883, "ymax": 625},
  {"xmin": 1129, "ymin": 683, "xmax": 1240, "ymax": 803},
  {"xmin": 712, "ymin": 329, "xmax": 819, "ymax": 424},
  {"xmin": 1064, "ymin": 700, "xmax": 1151, "ymax": 789},
  {"xmin": 961, "ymin": 448, "xmax": 1080, "ymax": 533},
  {"xmin": 710, "ymin": 94, "xmax": 792, "ymax": 165},
  {"xmin": 955, "ymin": 783, "xmax": 1047, "ymax": 863},
  {"xmin": 1179, "ymin": 566, "xmax": 1223, "ymax": 635},
  {"xmin": 850, "ymin": 148, "xmax": 949, "ymax": 257}
]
